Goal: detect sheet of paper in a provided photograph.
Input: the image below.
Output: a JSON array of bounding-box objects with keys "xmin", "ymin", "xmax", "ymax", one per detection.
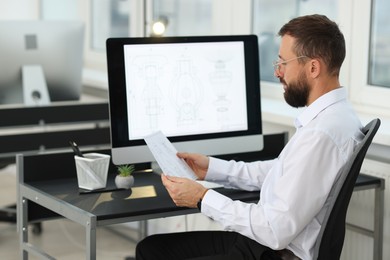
[{"xmin": 144, "ymin": 131, "xmax": 198, "ymax": 180}]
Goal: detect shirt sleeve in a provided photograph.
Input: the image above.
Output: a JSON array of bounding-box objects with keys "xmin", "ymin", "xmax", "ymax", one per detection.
[
  {"xmin": 201, "ymin": 129, "xmax": 346, "ymax": 250},
  {"xmin": 205, "ymin": 157, "xmax": 276, "ymax": 191}
]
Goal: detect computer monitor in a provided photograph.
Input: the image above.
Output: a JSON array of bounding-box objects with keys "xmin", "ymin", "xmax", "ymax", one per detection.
[
  {"xmin": 0, "ymin": 21, "xmax": 84, "ymax": 106},
  {"xmin": 106, "ymin": 35, "xmax": 263, "ymax": 165}
]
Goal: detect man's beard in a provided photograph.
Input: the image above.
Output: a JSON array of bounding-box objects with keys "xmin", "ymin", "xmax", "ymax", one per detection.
[{"xmin": 281, "ymin": 71, "xmax": 310, "ymax": 108}]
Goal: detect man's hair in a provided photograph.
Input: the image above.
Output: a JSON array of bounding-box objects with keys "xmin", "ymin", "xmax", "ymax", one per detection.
[{"xmin": 278, "ymin": 14, "xmax": 345, "ymax": 76}]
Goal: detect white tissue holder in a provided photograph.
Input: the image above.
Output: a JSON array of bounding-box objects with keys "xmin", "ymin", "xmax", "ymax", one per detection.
[{"xmin": 75, "ymin": 153, "xmax": 110, "ymax": 190}]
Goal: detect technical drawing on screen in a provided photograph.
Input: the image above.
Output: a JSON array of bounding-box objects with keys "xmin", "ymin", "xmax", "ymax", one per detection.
[{"xmin": 106, "ymin": 35, "xmax": 263, "ymax": 165}]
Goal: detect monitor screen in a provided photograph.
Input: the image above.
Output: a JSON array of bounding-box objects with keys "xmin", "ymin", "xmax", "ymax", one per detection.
[
  {"xmin": 106, "ymin": 35, "xmax": 263, "ymax": 165},
  {"xmin": 0, "ymin": 21, "xmax": 84, "ymax": 106}
]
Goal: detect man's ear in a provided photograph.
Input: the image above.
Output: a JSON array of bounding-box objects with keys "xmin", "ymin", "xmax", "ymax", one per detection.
[{"xmin": 309, "ymin": 59, "xmax": 321, "ymax": 78}]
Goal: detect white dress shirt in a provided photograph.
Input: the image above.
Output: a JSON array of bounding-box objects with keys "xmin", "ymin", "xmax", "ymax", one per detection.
[{"xmin": 201, "ymin": 88, "xmax": 363, "ymax": 260}]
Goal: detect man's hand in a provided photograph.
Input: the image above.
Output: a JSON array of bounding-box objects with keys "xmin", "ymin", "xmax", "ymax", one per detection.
[
  {"xmin": 177, "ymin": 152, "xmax": 209, "ymax": 180},
  {"xmin": 161, "ymin": 174, "xmax": 208, "ymax": 208}
]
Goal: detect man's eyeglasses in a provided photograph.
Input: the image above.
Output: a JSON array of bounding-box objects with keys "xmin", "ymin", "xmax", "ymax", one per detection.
[{"xmin": 272, "ymin": 56, "xmax": 307, "ymax": 73}]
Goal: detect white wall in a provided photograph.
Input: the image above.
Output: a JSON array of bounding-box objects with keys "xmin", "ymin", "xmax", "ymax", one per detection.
[{"xmin": 0, "ymin": 0, "xmax": 39, "ymax": 20}]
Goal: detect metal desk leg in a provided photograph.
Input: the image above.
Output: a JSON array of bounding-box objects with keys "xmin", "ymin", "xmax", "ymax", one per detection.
[
  {"xmin": 20, "ymin": 198, "xmax": 28, "ymax": 260},
  {"xmin": 373, "ymin": 186, "xmax": 384, "ymax": 260},
  {"xmin": 86, "ymin": 217, "xmax": 97, "ymax": 260},
  {"xmin": 19, "ymin": 197, "xmax": 56, "ymax": 260},
  {"xmin": 139, "ymin": 220, "xmax": 148, "ymax": 240}
]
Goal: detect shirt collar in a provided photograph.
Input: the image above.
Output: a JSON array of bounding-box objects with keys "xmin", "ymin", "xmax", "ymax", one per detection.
[{"xmin": 294, "ymin": 87, "xmax": 347, "ymax": 128}]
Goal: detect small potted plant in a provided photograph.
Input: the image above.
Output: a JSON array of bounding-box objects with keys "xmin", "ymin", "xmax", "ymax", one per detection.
[{"xmin": 115, "ymin": 164, "xmax": 135, "ymax": 189}]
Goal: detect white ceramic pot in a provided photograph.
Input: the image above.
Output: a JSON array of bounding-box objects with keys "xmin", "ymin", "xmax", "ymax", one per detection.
[{"xmin": 114, "ymin": 175, "xmax": 134, "ymax": 189}]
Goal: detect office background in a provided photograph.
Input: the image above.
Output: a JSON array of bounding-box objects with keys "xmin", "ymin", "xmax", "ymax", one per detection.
[{"xmin": 0, "ymin": 0, "xmax": 389, "ymax": 260}]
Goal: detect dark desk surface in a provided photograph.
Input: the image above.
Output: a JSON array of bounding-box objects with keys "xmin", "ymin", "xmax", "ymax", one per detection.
[
  {"xmin": 25, "ymin": 171, "xmax": 383, "ymax": 224},
  {"xmin": 20, "ymin": 148, "xmax": 263, "ymax": 223},
  {"xmin": 355, "ymin": 173, "xmax": 385, "ymax": 189},
  {"xmin": 25, "ymin": 171, "xmax": 260, "ymax": 223}
]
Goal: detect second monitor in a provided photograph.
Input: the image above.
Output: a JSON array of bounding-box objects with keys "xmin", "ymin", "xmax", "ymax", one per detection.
[
  {"xmin": 106, "ymin": 35, "xmax": 263, "ymax": 165},
  {"xmin": 0, "ymin": 21, "xmax": 84, "ymax": 106}
]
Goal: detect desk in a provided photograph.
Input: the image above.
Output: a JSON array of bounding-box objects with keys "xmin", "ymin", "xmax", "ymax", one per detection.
[
  {"xmin": 347, "ymin": 173, "xmax": 384, "ymax": 260},
  {"xmin": 17, "ymin": 151, "xmax": 260, "ymax": 260},
  {"xmin": 17, "ymin": 149, "xmax": 384, "ymax": 260}
]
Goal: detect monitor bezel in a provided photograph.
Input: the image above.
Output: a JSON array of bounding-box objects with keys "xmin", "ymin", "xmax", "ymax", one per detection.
[{"xmin": 106, "ymin": 35, "xmax": 262, "ymax": 163}]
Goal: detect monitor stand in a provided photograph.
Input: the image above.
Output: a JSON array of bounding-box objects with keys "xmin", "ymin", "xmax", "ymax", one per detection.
[{"xmin": 22, "ymin": 65, "xmax": 51, "ymax": 106}]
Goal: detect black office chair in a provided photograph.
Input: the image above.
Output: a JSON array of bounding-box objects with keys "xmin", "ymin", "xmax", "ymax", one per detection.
[
  {"xmin": 312, "ymin": 118, "xmax": 381, "ymax": 260},
  {"xmin": 261, "ymin": 118, "xmax": 380, "ymax": 260}
]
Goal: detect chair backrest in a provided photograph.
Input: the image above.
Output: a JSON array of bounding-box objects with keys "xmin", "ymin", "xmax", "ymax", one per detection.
[{"xmin": 313, "ymin": 118, "xmax": 381, "ymax": 260}]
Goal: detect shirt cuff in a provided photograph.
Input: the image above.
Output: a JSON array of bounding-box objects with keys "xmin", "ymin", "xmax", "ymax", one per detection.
[
  {"xmin": 201, "ymin": 188, "xmax": 232, "ymax": 217},
  {"xmin": 206, "ymin": 157, "xmax": 233, "ymax": 181}
]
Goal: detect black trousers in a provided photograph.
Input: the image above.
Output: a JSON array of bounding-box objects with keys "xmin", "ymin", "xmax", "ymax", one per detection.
[{"xmin": 136, "ymin": 231, "xmax": 277, "ymax": 260}]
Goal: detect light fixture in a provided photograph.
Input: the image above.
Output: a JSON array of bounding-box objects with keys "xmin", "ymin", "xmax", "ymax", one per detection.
[{"xmin": 151, "ymin": 16, "xmax": 169, "ymax": 37}]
